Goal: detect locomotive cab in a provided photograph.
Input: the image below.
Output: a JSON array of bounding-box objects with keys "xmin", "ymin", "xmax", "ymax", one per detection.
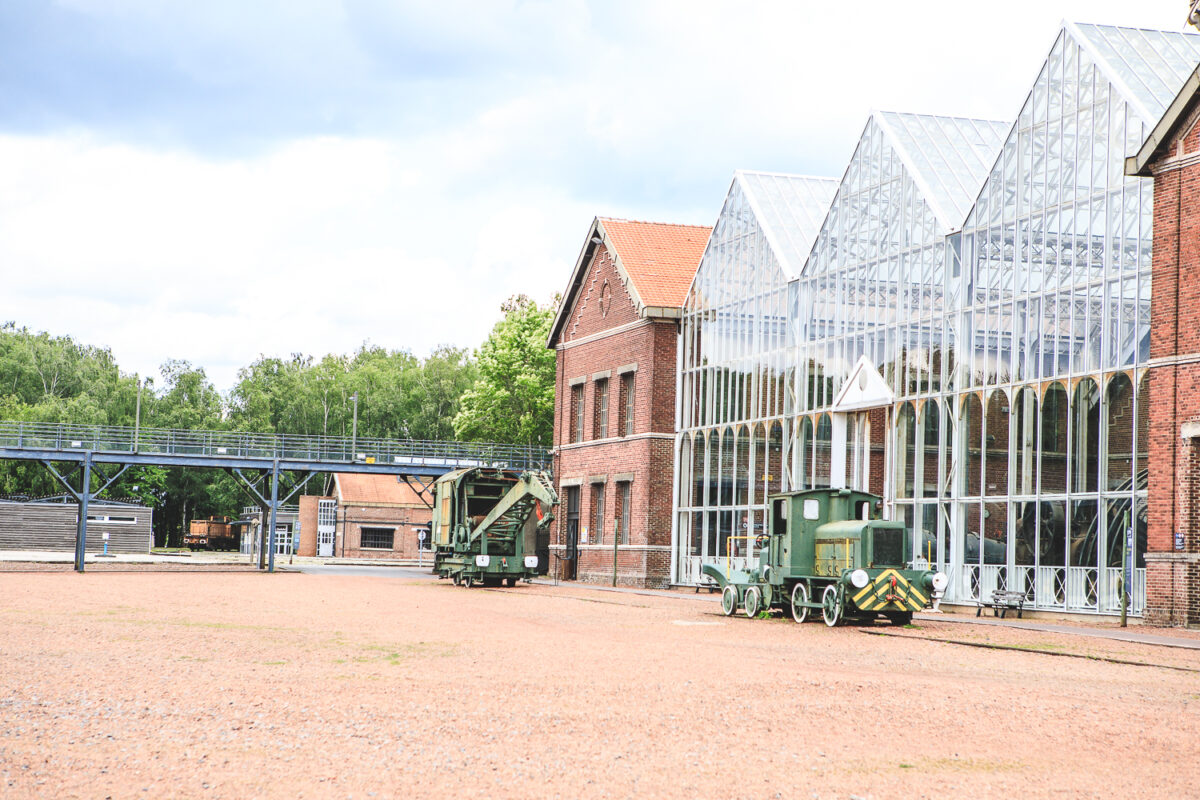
[{"xmin": 706, "ymin": 487, "xmax": 947, "ymax": 626}]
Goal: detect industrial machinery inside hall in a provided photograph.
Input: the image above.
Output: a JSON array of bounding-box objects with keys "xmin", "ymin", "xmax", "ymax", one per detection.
[
  {"xmin": 702, "ymin": 488, "xmax": 947, "ymax": 626},
  {"xmin": 432, "ymin": 467, "xmax": 556, "ymax": 587}
]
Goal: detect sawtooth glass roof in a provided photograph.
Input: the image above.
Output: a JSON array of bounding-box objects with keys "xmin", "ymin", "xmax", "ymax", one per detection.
[
  {"xmin": 1072, "ymin": 21, "xmax": 1200, "ymax": 124},
  {"xmin": 673, "ymin": 21, "xmax": 1200, "ymax": 618},
  {"xmin": 874, "ymin": 112, "xmax": 1009, "ymax": 231},
  {"xmin": 733, "ymin": 171, "xmax": 839, "ymax": 279}
]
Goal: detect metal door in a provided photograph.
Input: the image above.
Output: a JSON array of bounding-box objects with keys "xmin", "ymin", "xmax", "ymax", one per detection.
[
  {"xmin": 563, "ymin": 486, "xmax": 579, "ymax": 580},
  {"xmin": 317, "ymin": 499, "xmax": 336, "ymax": 557}
]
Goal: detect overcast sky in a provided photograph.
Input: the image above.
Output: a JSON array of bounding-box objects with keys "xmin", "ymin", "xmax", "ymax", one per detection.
[{"xmin": 0, "ymin": 0, "xmax": 1192, "ymax": 393}]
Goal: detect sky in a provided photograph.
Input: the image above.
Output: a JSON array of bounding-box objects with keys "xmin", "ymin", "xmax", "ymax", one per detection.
[{"xmin": 0, "ymin": 0, "xmax": 1194, "ymax": 393}]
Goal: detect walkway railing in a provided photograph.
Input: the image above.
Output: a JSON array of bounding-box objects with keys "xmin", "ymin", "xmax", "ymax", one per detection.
[{"xmin": 0, "ymin": 421, "xmax": 551, "ymax": 471}]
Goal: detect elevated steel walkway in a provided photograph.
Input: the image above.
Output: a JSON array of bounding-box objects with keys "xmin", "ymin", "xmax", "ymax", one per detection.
[{"xmin": 0, "ymin": 421, "xmax": 551, "ymax": 573}]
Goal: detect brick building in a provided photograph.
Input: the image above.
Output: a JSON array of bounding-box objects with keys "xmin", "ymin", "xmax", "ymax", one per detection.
[
  {"xmin": 296, "ymin": 474, "xmax": 433, "ymax": 561},
  {"xmin": 1128, "ymin": 62, "xmax": 1200, "ymax": 625},
  {"xmin": 548, "ymin": 217, "xmax": 709, "ymax": 588}
]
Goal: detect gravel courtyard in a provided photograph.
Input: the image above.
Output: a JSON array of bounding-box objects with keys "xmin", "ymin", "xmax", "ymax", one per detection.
[{"xmin": 1, "ymin": 571, "xmax": 1197, "ymax": 799}]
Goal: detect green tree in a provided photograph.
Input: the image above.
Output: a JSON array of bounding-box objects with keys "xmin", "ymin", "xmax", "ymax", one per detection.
[{"xmin": 453, "ymin": 295, "xmax": 556, "ymax": 447}]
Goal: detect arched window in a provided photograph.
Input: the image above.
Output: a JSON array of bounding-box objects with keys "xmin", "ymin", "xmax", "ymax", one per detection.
[
  {"xmin": 797, "ymin": 417, "xmax": 813, "ymax": 490},
  {"xmin": 961, "ymin": 394, "xmax": 983, "ymax": 497},
  {"xmin": 1041, "ymin": 383, "xmax": 1068, "ymax": 494},
  {"xmin": 677, "ymin": 436, "xmax": 692, "ymax": 509},
  {"xmin": 985, "ymin": 390, "xmax": 1010, "ymax": 496},
  {"xmin": 896, "ymin": 403, "xmax": 917, "ymax": 499},
  {"xmin": 767, "ymin": 423, "xmax": 784, "ymax": 496},
  {"xmin": 1071, "ymin": 379, "xmax": 1100, "ymax": 494},
  {"xmin": 815, "ymin": 413, "xmax": 833, "ymax": 489},
  {"xmin": 1012, "ymin": 387, "xmax": 1039, "ymax": 496},
  {"xmin": 734, "ymin": 425, "xmax": 750, "ymax": 507},
  {"xmin": 1104, "ymin": 374, "xmax": 1134, "ymax": 491},
  {"xmin": 921, "ymin": 400, "xmax": 946, "ymax": 498}
]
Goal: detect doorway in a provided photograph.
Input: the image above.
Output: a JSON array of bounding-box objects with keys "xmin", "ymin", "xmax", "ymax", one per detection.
[{"xmin": 563, "ymin": 486, "xmax": 579, "ymax": 580}]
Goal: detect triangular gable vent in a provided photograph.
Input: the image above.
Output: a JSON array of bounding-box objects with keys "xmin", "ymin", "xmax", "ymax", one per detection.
[{"xmin": 831, "ymin": 356, "xmax": 895, "ymax": 412}]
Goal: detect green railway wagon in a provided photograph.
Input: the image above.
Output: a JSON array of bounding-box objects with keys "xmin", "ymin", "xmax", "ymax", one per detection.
[
  {"xmin": 702, "ymin": 488, "xmax": 947, "ymax": 626},
  {"xmin": 432, "ymin": 467, "xmax": 556, "ymax": 587}
]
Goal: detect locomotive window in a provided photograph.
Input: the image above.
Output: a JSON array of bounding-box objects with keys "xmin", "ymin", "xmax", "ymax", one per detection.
[
  {"xmin": 872, "ymin": 528, "xmax": 904, "ymax": 566},
  {"xmin": 773, "ymin": 500, "xmax": 787, "ymax": 536},
  {"xmin": 856, "ymin": 501, "xmax": 870, "ymax": 521},
  {"xmin": 803, "ymin": 499, "xmax": 819, "ymax": 520}
]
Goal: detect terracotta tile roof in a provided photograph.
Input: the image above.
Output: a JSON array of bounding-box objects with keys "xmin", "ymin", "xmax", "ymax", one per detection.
[
  {"xmin": 598, "ymin": 218, "xmax": 710, "ymax": 309},
  {"xmin": 334, "ymin": 474, "xmax": 433, "ymax": 506}
]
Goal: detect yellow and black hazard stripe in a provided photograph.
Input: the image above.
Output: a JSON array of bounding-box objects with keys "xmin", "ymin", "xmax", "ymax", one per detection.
[{"xmin": 851, "ymin": 569, "xmax": 929, "ymax": 612}]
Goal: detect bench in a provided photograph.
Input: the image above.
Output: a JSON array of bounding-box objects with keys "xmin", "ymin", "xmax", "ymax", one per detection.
[{"xmin": 977, "ymin": 590, "xmax": 1027, "ymax": 619}]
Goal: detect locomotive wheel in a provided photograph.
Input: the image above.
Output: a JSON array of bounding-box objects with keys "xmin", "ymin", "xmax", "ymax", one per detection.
[
  {"xmin": 452, "ymin": 573, "xmax": 461, "ymax": 586},
  {"xmin": 463, "ymin": 575, "xmax": 475, "ymax": 588},
  {"xmin": 744, "ymin": 586, "xmax": 762, "ymax": 619},
  {"xmin": 720, "ymin": 585, "xmax": 738, "ymax": 616},
  {"xmin": 505, "ymin": 577, "xmax": 516, "ymax": 588},
  {"xmin": 821, "ymin": 585, "xmax": 842, "ymax": 627},
  {"xmin": 790, "ymin": 583, "xmax": 810, "ymax": 624},
  {"xmin": 885, "ymin": 611, "xmax": 913, "ymax": 626}
]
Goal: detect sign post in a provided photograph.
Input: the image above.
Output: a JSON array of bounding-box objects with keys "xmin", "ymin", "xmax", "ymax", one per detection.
[{"xmin": 416, "ymin": 527, "xmax": 426, "ymax": 567}]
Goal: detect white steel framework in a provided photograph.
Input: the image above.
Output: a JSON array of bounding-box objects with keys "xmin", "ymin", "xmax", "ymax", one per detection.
[{"xmin": 672, "ymin": 23, "xmax": 1200, "ymax": 616}]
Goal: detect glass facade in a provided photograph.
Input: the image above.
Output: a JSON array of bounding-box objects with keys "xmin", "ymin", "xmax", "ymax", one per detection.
[{"xmin": 672, "ymin": 23, "xmax": 1200, "ymax": 615}]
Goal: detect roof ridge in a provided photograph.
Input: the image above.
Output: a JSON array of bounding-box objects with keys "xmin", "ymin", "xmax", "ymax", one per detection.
[
  {"xmin": 733, "ymin": 169, "xmax": 840, "ymax": 182},
  {"xmin": 1067, "ymin": 20, "xmax": 1200, "ymax": 35},
  {"xmin": 875, "ymin": 109, "xmax": 1008, "ymax": 126},
  {"xmin": 597, "ymin": 216, "xmax": 710, "ymax": 230}
]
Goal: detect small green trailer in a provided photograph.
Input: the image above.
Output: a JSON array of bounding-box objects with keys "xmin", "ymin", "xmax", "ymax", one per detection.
[
  {"xmin": 702, "ymin": 488, "xmax": 947, "ymax": 626},
  {"xmin": 432, "ymin": 467, "xmax": 557, "ymax": 587}
]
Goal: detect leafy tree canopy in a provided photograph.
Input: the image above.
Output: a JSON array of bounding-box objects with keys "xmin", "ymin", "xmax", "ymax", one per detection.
[{"xmin": 452, "ymin": 295, "xmax": 556, "ymax": 448}]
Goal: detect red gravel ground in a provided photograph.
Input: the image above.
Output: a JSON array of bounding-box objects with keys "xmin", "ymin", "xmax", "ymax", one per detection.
[{"xmin": 2, "ymin": 572, "xmax": 1198, "ymax": 799}]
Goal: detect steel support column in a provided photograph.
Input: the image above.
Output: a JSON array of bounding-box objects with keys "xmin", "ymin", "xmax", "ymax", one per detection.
[
  {"xmin": 74, "ymin": 455, "xmax": 92, "ymax": 572},
  {"xmin": 37, "ymin": 455, "xmax": 129, "ymax": 572},
  {"xmin": 268, "ymin": 461, "xmax": 280, "ymax": 573}
]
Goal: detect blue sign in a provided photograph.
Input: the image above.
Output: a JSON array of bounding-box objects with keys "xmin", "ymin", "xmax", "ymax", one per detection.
[
  {"xmin": 1176, "ymin": 531, "xmax": 1186, "ymax": 551},
  {"xmin": 1125, "ymin": 525, "xmax": 1134, "ymax": 592}
]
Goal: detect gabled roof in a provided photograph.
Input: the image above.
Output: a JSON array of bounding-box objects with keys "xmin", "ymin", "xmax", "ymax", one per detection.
[
  {"xmin": 1127, "ymin": 62, "xmax": 1200, "ymax": 176},
  {"xmin": 1069, "ymin": 22, "xmax": 1200, "ymax": 132},
  {"xmin": 734, "ymin": 171, "xmax": 839, "ymax": 279},
  {"xmin": 549, "ymin": 217, "xmax": 710, "ymax": 346},
  {"xmin": 874, "ymin": 112, "xmax": 1008, "ymax": 231},
  {"xmin": 334, "ymin": 474, "xmax": 432, "ymax": 506}
]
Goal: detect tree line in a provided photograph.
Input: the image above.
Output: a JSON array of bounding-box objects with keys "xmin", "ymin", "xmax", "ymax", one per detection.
[{"xmin": 0, "ymin": 295, "xmax": 556, "ymax": 545}]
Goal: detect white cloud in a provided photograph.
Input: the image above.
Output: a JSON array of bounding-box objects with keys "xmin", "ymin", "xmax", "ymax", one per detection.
[{"xmin": 0, "ymin": 0, "xmax": 1192, "ymax": 395}]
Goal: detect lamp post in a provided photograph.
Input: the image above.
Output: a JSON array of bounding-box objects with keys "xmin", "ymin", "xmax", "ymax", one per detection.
[
  {"xmin": 134, "ymin": 376, "xmax": 142, "ymax": 452},
  {"xmin": 350, "ymin": 392, "xmax": 359, "ymax": 460}
]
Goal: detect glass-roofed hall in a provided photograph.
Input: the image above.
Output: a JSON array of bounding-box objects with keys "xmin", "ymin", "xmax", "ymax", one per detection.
[{"xmin": 673, "ymin": 22, "xmax": 1200, "ymax": 616}]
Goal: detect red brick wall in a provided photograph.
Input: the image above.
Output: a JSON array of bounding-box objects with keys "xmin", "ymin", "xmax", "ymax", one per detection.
[
  {"xmin": 297, "ymin": 495, "xmax": 323, "ymax": 557},
  {"xmin": 550, "ymin": 240, "xmax": 681, "ymax": 588},
  {"xmin": 336, "ymin": 504, "xmax": 432, "ymax": 561},
  {"xmin": 1145, "ymin": 117, "xmax": 1200, "ymax": 626},
  {"xmin": 561, "ymin": 245, "xmax": 640, "ymax": 344}
]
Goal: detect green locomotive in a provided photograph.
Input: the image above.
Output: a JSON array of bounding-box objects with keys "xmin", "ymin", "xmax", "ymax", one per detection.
[
  {"xmin": 702, "ymin": 488, "xmax": 947, "ymax": 626},
  {"xmin": 432, "ymin": 466, "xmax": 557, "ymax": 587}
]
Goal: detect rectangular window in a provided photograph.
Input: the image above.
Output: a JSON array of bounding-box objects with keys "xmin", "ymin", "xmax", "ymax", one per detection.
[
  {"xmin": 619, "ymin": 372, "xmax": 635, "ymax": 436},
  {"xmin": 594, "ymin": 378, "xmax": 609, "ymax": 439},
  {"xmin": 570, "ymin": 385, "xmax": 584, "ymax": 443},
  {"xmin": 591, "ymin": 483, "xmax": 605, "ymax": 545},
  {"xmin": 616, "ymin": 481, "xmax": 631, "ymax": 545},
  {"xmin": 360, "ymin": 527, "xmax": 395, "ymax": 549}
]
